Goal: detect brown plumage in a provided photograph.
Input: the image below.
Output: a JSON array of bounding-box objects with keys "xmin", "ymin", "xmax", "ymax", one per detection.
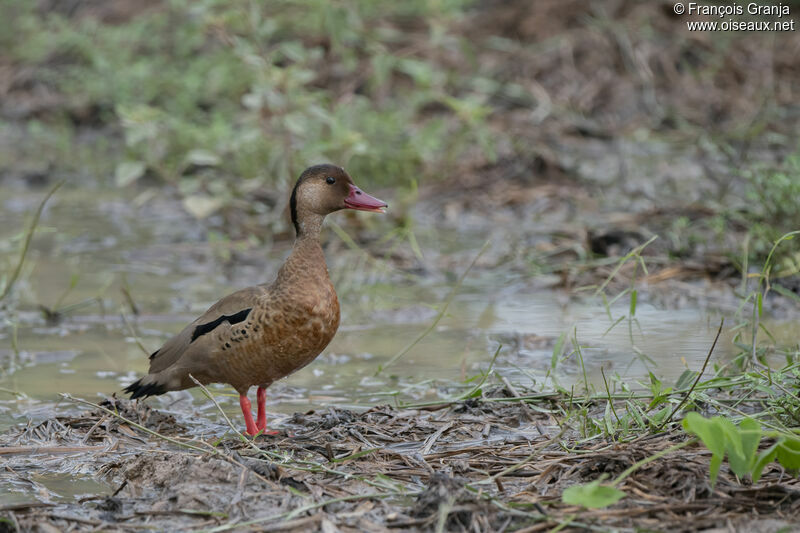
[{"xmin": 124, "ymin": 164, "xmax": 387, "ymax": 435}]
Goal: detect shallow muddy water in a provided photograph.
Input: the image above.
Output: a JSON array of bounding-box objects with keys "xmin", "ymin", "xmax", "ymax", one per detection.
[{"xmin": 0, "ymin": 181, "xmax": 796, "ymax": 502}]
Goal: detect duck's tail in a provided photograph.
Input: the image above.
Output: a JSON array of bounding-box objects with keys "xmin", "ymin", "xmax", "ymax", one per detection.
[{"xmin": 124, "ymin": 374, "xmax": 169, "ymax": 399}]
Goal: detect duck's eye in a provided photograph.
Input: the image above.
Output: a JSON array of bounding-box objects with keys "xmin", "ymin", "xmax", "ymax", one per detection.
[{"xmin": 326, "ymin": 176, "xmax": 336, "ymax": 185}]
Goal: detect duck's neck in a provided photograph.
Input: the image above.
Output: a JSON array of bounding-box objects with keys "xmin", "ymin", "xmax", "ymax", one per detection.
[{"xmin": 276, "ymin": 214, "xmax": 329, "ymax": 285}]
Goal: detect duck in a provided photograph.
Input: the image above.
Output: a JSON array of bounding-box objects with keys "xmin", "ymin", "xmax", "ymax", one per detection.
[{"xmin": 124, "ymin": 164, "xmax": 387, "ymax": 436}]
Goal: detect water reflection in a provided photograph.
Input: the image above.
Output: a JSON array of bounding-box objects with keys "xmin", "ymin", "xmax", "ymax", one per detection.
[{"xmin": 0, "ymin": 183, "xmax": 793, "ymax": 436}]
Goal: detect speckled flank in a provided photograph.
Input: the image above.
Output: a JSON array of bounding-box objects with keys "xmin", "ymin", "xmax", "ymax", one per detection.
[
  {"xmin": 124, "ymin": 164, "xmax": 359, "ymax": 402},
  {"xmin": 210, "ymin": 237, "xmax": 340, "ymax": 393}
]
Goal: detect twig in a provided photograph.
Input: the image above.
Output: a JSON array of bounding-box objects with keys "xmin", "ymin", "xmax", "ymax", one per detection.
[
  {"xmin": 421, "ymin": 421, "xmax": 455, "ymax": 455},
  {"xmin": 600, "ymin": 366, "xmax": 619, "ymax": 424},
  {"xmin": 81, "ymin": 415, "xmax": 110, "ymax": 444},
  {"xmin": 61, "ymin": 394, "xmax": 212, "ymax": 454},
  {"xmin": 377, "ymin": 240, "xmax": 490, "ymax": 374},
  {"xmin": 120, "ymin": 309, "xmax": 151, "ymax": 357},
  {"xmin": 47, "ymin": 513, "xmax": 103, "ymax": 526},
  {"xmin": 0, "ymin": 445, "xmax": 107, "ymax": 455},
  {"xmin": 62, "ymin": 393, "xmax": 283, "ymax": 491},
  {"xmin": 242, "ymin": 512, "xmax": 322, "ymax": 532},
  {"xmin": 591, "ymin": 235, "xmax": 657, "ymax": 298},
  {"xmin": 133, "ymin": 509, "xmax": 228, "ymax": 518},
  {"xmin": 473, "ymin": 427, "xmax": 567, "ymax": 486},
  {"xmin": 611, "ymin": 438, "xmax": 696, "ymax": 486},
  {"xmin": 399, "ymin": 344, "xmax": 503, "ymax": 410},
  {"xmin": 1, "ymin": 180, "xmax": 64, "ymax": 301},
  {"xmin": 188, "ymin": 374, "xmax": 262, "ymax": 451},
  {"xmin": 187, "ymin": 375, "xmax": 395, "ymax": 490},
  {"xmin": 658, "ymin": 318, "xmax": 724, "ymax": 430},
  {"xmin": 0, "ymin": 502, "xmax": 55, "ymax": 512},
  {"xmin": 203, "ymin": 492, "xmax": 394, "ymax": 532}
]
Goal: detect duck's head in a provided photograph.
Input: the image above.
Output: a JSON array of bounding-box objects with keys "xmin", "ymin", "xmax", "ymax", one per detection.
[{"xmin": 290, "ymin": 164, "xmax": 387, "ymax": 235}]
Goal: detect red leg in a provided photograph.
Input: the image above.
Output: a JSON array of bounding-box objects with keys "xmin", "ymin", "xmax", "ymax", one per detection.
[
  {"xmin": 239, "ymin": 394, "xmax": 259, "ymax": 436},
  {"xmin": 256, "ymin": 386, "xmax": 267, "ymax": 431},
  {"xmin": 255, "ymin": 386, "xmax": 279, "ymax": 435}
]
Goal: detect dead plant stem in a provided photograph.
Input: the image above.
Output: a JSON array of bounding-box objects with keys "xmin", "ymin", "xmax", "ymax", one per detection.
[
  {"xmin": 659, "ymin": 318, "xmax": 723, "ymax": 430},
  {"xmin": 1, "ymin": 180, "xmax": 64, "ymax": 301},
  {"xmin": 377, "ymin": 240, "xmax": 490, "ymax": 374}
]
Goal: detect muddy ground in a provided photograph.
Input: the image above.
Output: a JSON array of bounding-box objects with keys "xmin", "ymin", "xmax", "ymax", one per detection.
[
  {"xmin": 2, "ymin": 1, "xmax": 800, "ymax": 532},
  {"xmin": 2, "ymin": 394, "xmax": 800, "ymax": 532}
]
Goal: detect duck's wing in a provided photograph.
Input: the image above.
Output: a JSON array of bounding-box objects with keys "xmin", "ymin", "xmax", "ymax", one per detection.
[{"xmin": 147, "ymin": 285, "xmax": 267, "ymax": 374}]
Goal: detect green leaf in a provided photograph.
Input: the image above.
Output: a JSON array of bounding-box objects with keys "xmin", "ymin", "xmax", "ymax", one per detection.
[
  {"xmin": 407, "ymin": 230, "xmax": 424, "ymax": 260},
  {"xmin": 562, "ymin": 479, "xmax": 626, "ymax": 509},
  {"xmin": 719, "ymin": 417, "xmax": 745, "ymax": 461},
  {"xmin": 626, "ymin": 401, "xmax": 645, "ymax": 429},
  {"xmin": 739, "ymin": 418, "xmax": 762, "ymax": 470},
  {"xmin": 648, "ymin": 372, "xmax": 661, "ymax": 392},
  {"xmin": 603, "ymin": 401, "xmax": 615, "ymax": 435},
  {"xmin": 776, "ymin": 437, "xmax": 800, "ymax": 470},
  {"xmin": 629, "ymin": 289, "xmax": 637, "ymax": 316},
  {"xmin": 649, "ymin": 405, "xmax": 670, "ymax": 427},
  {"xmin": 675, "ymin": 369, "xmax": 698, "ymax": 391},
  {"xmin": 683, "ymin": 413, "xmax": 726, "ymax": 456},
  {"xmin": 683, "ymin": 412, "xmax": 726, "ymax": 487},
  {"xmin": 115, "ymin": 160, "xmax": 146, "ymax": 187},
  {"xmin": 772, "ymin": 284, "xmax": 800, "ymax": 304},
  {"xmin": 752, "ymin": 442, "xmax": 779, "ymax": 483},
  {"xmin": 709, "ymin": 453, "xmax": 723, "ymax": 487},
  {"xmin": 723, "ymin": 417, "xmax": 758, "ymax": 479},
  {"xmin": 551, "ymin": 332, "xmax": 566, "ymax": 370}
]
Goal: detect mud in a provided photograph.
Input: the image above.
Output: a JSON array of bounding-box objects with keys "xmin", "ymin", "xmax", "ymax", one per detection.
[
  {"xmin": 2, "ymin": 1, "xmax": 800, "ymax": 531},
  {"xmin": 2, "ymin": 396, "xmax": 800, "ymax": 532}
]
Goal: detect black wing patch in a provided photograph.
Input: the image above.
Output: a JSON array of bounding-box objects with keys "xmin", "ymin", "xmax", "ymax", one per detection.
[{"xmin": 190, "ymin": 308, "xmax": 252, "ymax": 343}]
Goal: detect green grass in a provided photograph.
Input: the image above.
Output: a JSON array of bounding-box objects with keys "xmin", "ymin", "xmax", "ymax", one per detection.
[
  {"xmin": 739, "ymin": 152, "xmax": 800, "ymax": 274},
  {"xmin": 2, "ymin": 3, "xmax": 799, "ymax": 526}
]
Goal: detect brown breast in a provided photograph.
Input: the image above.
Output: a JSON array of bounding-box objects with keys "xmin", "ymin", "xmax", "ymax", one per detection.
[{"xmin": 208, "ymin": 248, "xmax": 340, "ymax": 392}]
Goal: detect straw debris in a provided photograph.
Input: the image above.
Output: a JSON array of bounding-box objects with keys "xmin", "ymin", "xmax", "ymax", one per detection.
[{"xmin": 2, "ymin": 394, "xmax": 800, "ymax": 531}]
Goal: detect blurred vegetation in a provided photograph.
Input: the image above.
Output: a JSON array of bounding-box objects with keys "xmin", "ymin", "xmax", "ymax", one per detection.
[
  {"xmin": 0, "ymin": 0, "xmax": 495, "ymax": 197},
  {"xmin": 740, "ymin": 153, "xmax": 800, "ymax": 277},
  {"xmin": 1, "ymin": 0, "xmax": 799, "ymax": 274}
]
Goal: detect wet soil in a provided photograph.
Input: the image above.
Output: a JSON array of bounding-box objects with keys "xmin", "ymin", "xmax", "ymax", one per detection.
[
  {"xmin": 2, "ymin": 397, "xmax": 799, "ymax": 532},
  {"xmin": 2, "ymin": 1, "xmax": 800, "ymax": 531}
]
